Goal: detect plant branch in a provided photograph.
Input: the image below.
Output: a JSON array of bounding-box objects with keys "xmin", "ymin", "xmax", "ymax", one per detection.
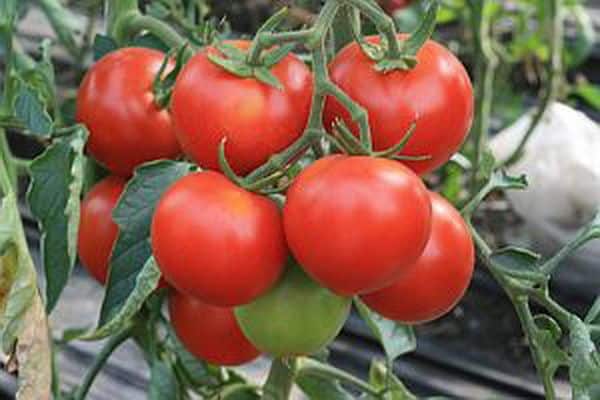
[
  {"xmin": 501, "ymin": 0, "xmax": 564, "ymax": 167},
  {"xmin": 262, "ymin": 358, "xmax": 297, "ymax": 400}
]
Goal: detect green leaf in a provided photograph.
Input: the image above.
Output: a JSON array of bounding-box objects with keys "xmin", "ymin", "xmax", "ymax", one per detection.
[
  {"xmin": 262, "ymin": 43, "xmax": 296, "ymax": 67},
  {"xmin": 131, "ymin": 33, "xmax": 170, "ymax": 53},
  {"xmin": 207, "ymin": 53, "xmax": 253, "ymax": 78},
  {"xmin": 355, "ymin": 299, "xmax": 416, "ymax": 362},
  {"xmin": 569, "ymin": 316, "xmax": 600, "ymax": 399},
  {"xmin": 0, "ymin": 0, "xmax": 17, "ymax": 30},
  {"xmin": 14, "ymin": 84, "xmax": 53, "ymax": 136},
  {"xmin": 216, "ymin": 42, "xmax": 248, "ymax": 61},
  {"xmin": 19, "ymin": 39, "xmax": 56, "ymax": 109},
  {"xmin": 165, "ymin": 324, "xmax": 217, "ymax": 387},
  {"xmin": 368, "ymin": 360, "xmax": 417, "ymax": 400},
  {"xmin": 98, "ymin": 161, "xmax": 193, "ymax": 327},
  {"xmin": 489, "ymin": 246, "xmax": 546, "ymax": 282},
  {"xmin": 92, "ymin": 34, "xmax": 118, "ymax": 61},
  {"xmin": 27, "ymin": 128, "xmax": 87, "ymax": 312},
  {"xmin": 571, "ymin": 82, "xmax": 600, "ymax": 112},
  {"xmin": 297, "ymin": 374, "xmax": 354, "ymax": 400},
  {"xmin": 149, "ymin": 360, "xmax": 181, "ymax": 400},
  {"xmin": 401, "ymin": 0, "xmax": 440, "ymax": 57},
  {"xmin": 82, "ymin": 257, "xmax": 161, "ymax": 340}
]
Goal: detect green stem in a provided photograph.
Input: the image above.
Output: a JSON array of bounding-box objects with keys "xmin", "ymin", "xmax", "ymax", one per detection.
[
  {"xmin": 502, "ymin": 0, "xmax": 563, "ymax": 167},
  {"xmin": 126, "ymin": 14, "xmax": 192, "ymax": 56},
  {"xmin": 296, "ymin": 357, "xmax": 380, "ymax": 397},
  {"xmin": 467, "ymin": 0, "xmax": 498, "ymax": 189},
  {"xmin": 72, "ymin": 327, "xmax": 132, "ymax": 400},
  {"xmin": 38, "ymin": 0, "xmax": 80, "ymax": 60},
  {"xmin": 262, "ymin": 358, "xmax": 297, "ymax": 400},
  {"xmin": 105, "ymin": 0, "xmax": 139, "ymax": 44}
]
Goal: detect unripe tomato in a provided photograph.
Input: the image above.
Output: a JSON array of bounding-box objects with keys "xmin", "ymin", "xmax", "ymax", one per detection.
[
  {"xmin": 283, "ymin": 156, "xmax": 432, "ymax": 295},
  {"xmin": 77, "ymin": 47, "xmax": 180, "ymax": 177},
  {"xmin": 78, "ymin": 176, "xmax": 125, "ymax": 284},
  {"xmin": 323, "ymin": 36, "xmax": 473, "ymax": 175},
  {"xmin": 151, "ymin": 171, "xmax": 287, "ymax": 307},
  {"xmin": 169, "ymin": 290, "xmax": 260, "ymax": 366},
  {"xmin": 361, "ymin": 192, "xmax": 474, "ymax": 324},
  {"xmin": 235, "ymin": 263, "xmax": 351, "ymax": 356},
  {"xmin": 171, "ymin": 40, "xmax": 313, "ymax": 176}
]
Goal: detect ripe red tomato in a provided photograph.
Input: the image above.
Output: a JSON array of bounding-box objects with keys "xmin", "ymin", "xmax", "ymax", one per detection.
[
  {"xmin": 283, "ymin": 156, "xmax": 432, "ymax": 295},
  {"xmin": 171, "ymin": 40, "xmax": 313, "ymax": 176},
  {"xmin": 77, "ymin": 47, "xmax": 180, "ymax": 177},
  {"xmin": 323, "ymin": 36, "xmax": 473, "ymax": 175},
  {"xmin": 169, "ymin": 290, "xmax": 260, "ymax": 366},
  {"xmin": 235, "ymin": 263, "xmax": 351, "ymax": 356},
  {"xmin": 361, "ymin": 192, "xmax": 474, "ymax": 324},
  {"xmin": 78, "ymin": 176, "xmax": 125, "ymax": 284},
  {"xmin": 381, "ymin": 0, "xmax": 412, "ymax": 13},
  {"xmin": 151, "ymin": 171, "xmax": 287, "ymax": 307}
]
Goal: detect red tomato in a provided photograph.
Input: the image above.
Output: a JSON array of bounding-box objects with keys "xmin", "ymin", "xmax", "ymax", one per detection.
[
  {"xmin": 169, "ymin": 290, "xmax": 260, "ymax": 366},
  {"xmin": 171, "ymin": 40, "xmax": 313, "ymax": 176},
  {"xmin": 77, "ymin": 47, "xmax": 180, "ymax": 177},
  {"xmin": 283, "ymin": 156, "xmax": 432, "ymax": 295},
  {"xmin": 323, "ymin": 36, "xmax": 473, "ymax": 175},
  {"xmin": 151, "ymin": 171, "xmax": 287, "ymax": 306},
  {"xmin": 78, "ymin": 176, "xmax": 125, "ymax": 284},
  {"xmin": 361, "ymin": 192, "xmax": 474, "ymax": 324},
  {"xmin": 383, "ymin": 0, "xmax": 412, "ymax": 13}
]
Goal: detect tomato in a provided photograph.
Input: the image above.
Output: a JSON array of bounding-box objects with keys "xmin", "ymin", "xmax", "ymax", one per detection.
[
  {"xmin": 78, "ymin": 176, "xmax": 125, "ymax": 284},
  {"xmin": 169, "ymin": 290, "xmax": 259, "ymax": 366},
  {"xmin": 323, "ymin": 36, "xmax": 473, "ymax": 175},
  {"xmin": 171, "ymin": 40, "xmax": 313, "ymax": 176},
  {"xmin": 381, "ymin": 0, "xmax": 412, "ymax": 13},
  {"xmin": 235, "ymin": 263, "xmax": 351, "ymax": 356},
  {"xmin": 77, "ymin": 47, "xmax": 180, "ymax": 177},
  {"xmin": 283, "ymin": 155, "xmax": 432, "ymax": 295},
  {"xmin": 151, "ymin": 171, "xmax": 287, "ymax": 307},
  {"xmin": 361, "ymin": 192, "xmax": 474, "ymax": 324}
]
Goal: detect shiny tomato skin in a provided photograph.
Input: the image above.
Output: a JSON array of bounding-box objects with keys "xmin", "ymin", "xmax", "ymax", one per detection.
[
  {"xmin": 76, "ymin": 47, "xmax": 180, "ymax": 177},
  {"xmin": 383, "ymin": 0, "xmax": 412, "ymax": 13},
  {"xmin": 169, "ymin": 291, "xmax": 260, "ymax": 366},
  {"xmin": 283, "ymin": 156, "xmax": 432, "ymax": 295},
  {"xmin": 323, "ymin": 36, "xmax": 473, "ymax": 175},
  {"xmin": 78, "ymin": 176, "xmax": 125, "ymax": 284},
  {"xmin": 151, "ymin": 171, "xmax": 287, "ymax": 307},
  {"xmin": 361, "ymin": 192, "xmax": 475, "ymax": 324},
  {"xmin": 171, "ymin": 40, "xmax": 313, "ymax": 176},
  {"xmin": 235, "ymin": 263, "xmax": 351, "ymax": 356}
]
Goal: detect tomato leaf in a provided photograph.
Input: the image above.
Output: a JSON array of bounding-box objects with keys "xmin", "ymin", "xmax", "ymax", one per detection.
[
  {"xmin": 569, "ymin": 316, "xmax": 600, "ymax": 399},
  {"xmin": 14, "ymin": 83, "xmax": 53, "ymax": 136},
  {"xmin": 92, "ymin": 34, "xmax": 118, "ymax": 61},
  {"xmin": 97, "ymin": 161, "xmax": 193, "ymax": 328},
  {"xmin": 297, "ymin": 374, "xmax": 354, "ymax": 400},
  {"xmin": 489, "ymin": 246, "xmax": 546, "ymax": 282},
  {"xmin": 354, "ymin": 299, "xmax": 416, "ymax": 362},
  {"xmin": 368, "ymin": 360, "xmax": 417, "ymax": 400},
  {"xmin": 149, "ymin": 360, "xmax": 181, "ymax": 400},
  {"xmin": 27, "ymin": 127, "xmax": 87, "ymax": 313}
]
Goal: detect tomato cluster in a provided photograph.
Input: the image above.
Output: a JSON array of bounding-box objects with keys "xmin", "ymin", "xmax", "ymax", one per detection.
[{"xmin": 77, "ymin": 35, "xmax": 474, "ymax": 366}]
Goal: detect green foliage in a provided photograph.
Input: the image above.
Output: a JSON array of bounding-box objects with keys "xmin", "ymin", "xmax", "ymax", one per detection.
[{"xmin": 27, "ymin": 128, "xmax": 87, "ymax": 312}]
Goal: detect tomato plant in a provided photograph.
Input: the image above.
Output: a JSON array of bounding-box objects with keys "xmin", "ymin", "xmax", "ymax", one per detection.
[
  {"xmin": 283, "ymin": 155, "xmax": 431, "ymax": 295},
  {"xmin": 171, "ymin": 40, "xmax": 313, "ymax": 175},
  {"xmin": 77, "ymin": 176, "xmax": 125, "ymax": 284},
  {"xmin": 151, "ymin": 171, "xmax": 287, "ymax": 306},
  {"xmin": 1, "ymin": 0, "xmax": 599, "ymax": 400},
  {"xmin": 76, "ymin": 47, "xmax": 181, "ymax": 177},
  {"xmin": 323, "ymin": 35, "xmax": 473, "ymax": 175},
  {"xmin": 362, "ymin": 192, "xmax": 475, "ymax": 324},
  {"xmin": 169, "ymin": 290, "xmax": 260, "ymax": 366},
  {"xmin": 235, "ymin": 263, "xmax": 351, "ymax": 356}
]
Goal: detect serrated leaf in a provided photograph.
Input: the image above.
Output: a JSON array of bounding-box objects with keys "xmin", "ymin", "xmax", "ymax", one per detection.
[
  {"xmin": 19, "ymin": 39, "xmax": 56, "ymax": 108},
  {"xmin": 14, "ymin": 84, "xmax": 53, "ymax": 136},
  {"xmin": 92, "ymin": 34, "xmax": 118, "ymax": 61},
  {"xmin": 83, "ymin": 257, "xmax": 160, "ymax": 340},
  {"xmin": 368, "ymin": 360, "xmax": 417, "ymax": 400},
  {"xmin": 98, "ymin": 161, "xmax": 193, "ymax": 327},
  {"xmin": 569, "ymin": 316, "xmax": 600, "ymax": 399},
  {"xmin": 297, "ymin": 374, "xmax": 354, "ymax": 400},
  {"xmin": 27, "ymin": 128, "xmax": 87, "ymax": 312},
  {"xmin": 355, "ymin": 299, "xmax": 416, "ymax": 362},
  {"xmin": 254, "ymin": 67, "xmax": 283, "ymax": 90},
  {"xmin": 149, "ymin": 360, "xmax": 181, "ymax": 400},
  {"xmin": 489, "ymin": 246, "xmax": 546, "ymax": 282}
]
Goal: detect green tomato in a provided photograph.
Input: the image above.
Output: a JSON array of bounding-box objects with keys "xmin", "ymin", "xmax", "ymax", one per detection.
[{"xmin": 234, "ymin": 263, "xmax": 351, "ymax": 356}]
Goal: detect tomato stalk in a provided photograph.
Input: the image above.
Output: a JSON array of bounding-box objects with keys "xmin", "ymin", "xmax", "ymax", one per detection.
[
  {"xmin": 72, "ymin": 325, "xmax": 133, "ymax": 400},
  {"xmin": 262, "ymin": 358, "xmax": 297, "ymax": 400},
  {"xmin": 501, "ymin": 0, "xmax": 564, "ymax": 167}
]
